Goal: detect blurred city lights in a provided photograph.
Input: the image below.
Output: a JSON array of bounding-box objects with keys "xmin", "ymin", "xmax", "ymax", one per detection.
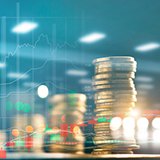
[
  {"xmin": 79, "ymin": 78, "xmax": 92, "ymax": 84},
  {"xmin": 123, "ymin": 117, "xmax": 135, "ymax": 130},
  {"xmin": 8, "ymin": 72, "xmax": 28, "ymax": 79},
  {"xmin": 80, "ymin": 32, "xmax": 105, "ymax": 43},
  {"xmin": 123, "ymin": 129, "xmax": 135, "ymax": 138},
  {"xmin": 66, "ymin": 69, "xmax": 88, "ymax": 76},
  {"xmin": 12, "ymin": 129, "xmax": 19, "ymax": 137},
  {"xmin": 137, "ymin": 130, "xmax": 148, "ymax": 141},
  {"xmin": 23, "ymin": 82, "xmax": 39, "ymax": 87},
  {"xmin": 131, "ymin": 110, "xmax": 139, "ymax": 117},
  {"xmin": 0, "ymin": 62, "xmax": 6, "ymax": 68},
  {"xmin": 73, "ymin": 126, "xmax": 80, "ymax": 134},
  {"xmin": 25, "ymin": 125, "xmax": 33, "ymax": 133},
  {"xmin": 110, "ymin": 117, "xmax": 122, "ymax": 131},
  {"xmin": 38, "ymin": 124, "xmax": 46, "ymax": 132},
  {"xmin": 137, "ymin": 117, "xmax": 149, "ymax": 130},
  {"xmin": 135, "ymin": 76, "xmax": 153, "ymax": 82},
  {"xmin": 152, "ymin": 117, "xmax": 160, "ymax": 129},
  {"xmin": 153, "ymin": 130, "xmax": 160, "ymax": 142},
  {"xmin": 137, "ymin": 84, "xmax": 154, "ymax": 90},
  {"xmin": 37, "ymin": 85, "xmax": 49, "ymax": 98},
  {"xmin": 135, "ymin": 43, "xmax": 160, "ymax": 51},
  {"xmin": 12, "ymin": 21, "xmax": 38, "ymax": 33}
]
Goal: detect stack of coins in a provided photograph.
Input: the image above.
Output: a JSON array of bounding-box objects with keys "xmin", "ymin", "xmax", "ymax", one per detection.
[
  {"xmin": 47, "ymin": 93, "xmax": 87, "ymax": 154},
  {"xmin": 0, "ymin": 130, "xmax": 6, "ymax": 149},
  {"xmin": 92, "ymin": 56, "xmax": 139, "ymax": 154},
  {"xmin": 12, "ymin": 114, "xmax": 45, "ymax": 152},
  {"xmin": 32, "ymin": 114, "xmax": 46, "ymax": 152}
]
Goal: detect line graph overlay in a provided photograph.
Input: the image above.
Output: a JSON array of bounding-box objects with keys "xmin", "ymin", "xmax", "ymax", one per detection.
[{"xmin": 0, "ymin": 32, "xmax": 93, "ymax": 97}]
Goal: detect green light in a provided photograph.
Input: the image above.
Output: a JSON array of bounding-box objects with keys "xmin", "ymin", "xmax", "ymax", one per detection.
[
  {"xmin": 68, "ymin": 90, "xmax": 76, "ymax": 99},
  {"xmin": 33, "ymin": 133, "xmax": 42, "ymax": 139},
  {"xmin": 15, "ymin": 101, "xmax": 23, "ymax": 111},
  {"xmin": 5, "ymin": 101, "xmax": 13, "ymax": 111},
  {"xmin": 15, "ymin": 136, "xmax": 24, "ymax": 146},
  {"xmin": 23, "ymin": 103, "xmax": 31, "ymax": 113},
  {"xmin": 107, "ymin": 117, "xmax": 112, "ymax": 122},
  {"xmin": 33, "ymin": 103, "xmax": 40, "ymax": 112},
  {"xmin": 45, "ymin": 124, "xmax": 52, "ymax": 132},
  {"xmin": 69, "ymin": 99, "xmax": 76, "ymax": 106},
  {"xmin": 98, "ymin": 114, "xmax": 106, "ymax": 122},
  {"xmin": 68, "ymin": 90, "xmax": 77, "ymax": 106},
  {"xmin": 51, "ymin": 134, "xmax": 60, "ymax": 141}
]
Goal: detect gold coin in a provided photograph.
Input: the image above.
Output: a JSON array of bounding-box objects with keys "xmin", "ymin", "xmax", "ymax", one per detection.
[
  {"xmin": 96, "ymin": 90, "xmax": 137, "ymax": 96},
  {"xmin": 95, "ymin": 67, "xmax": 136, "ymax": 73},
  {"xmin": 94, "ymin": 72, "xmax": 135, "ymax": 80}
]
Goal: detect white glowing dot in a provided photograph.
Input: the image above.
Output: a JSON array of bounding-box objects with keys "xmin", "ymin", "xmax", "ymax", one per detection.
[
  {"xmin": 137, "ymin": 117, "xmax": 149, "ymax": 130},
  {"xmin": 37, "ymin": 85, "xmax": 49, "ymax": 98},
  {"xmin": 153, "ymin": 130, "xmax": 160, "ymax": 142},
  {"xmin": 131, "ymin": 110, "xmax": 139, "ymax": 117},
  {"xmin": 123, "ymin": 117, "xmax": 135, "ymax": 130},
  {"xmin": 152, "ymin": 118, "xmax": 160, "ymax": 129},
  {"xmin": 110, "ymin": 117, "xmax": 122, "ymax": 131},
  {"xmin": 12, "ymin": 22, "xmax": 38, "ymax": 33}
]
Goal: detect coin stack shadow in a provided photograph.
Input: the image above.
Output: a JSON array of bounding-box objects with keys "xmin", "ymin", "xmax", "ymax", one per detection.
[
  {"xmin": 92, "ymin": 56, "xmax": 139, "ymax": 154},
  {"xmin": 47, "ymin": 94, "xmax": 87, "ymax": 154}
]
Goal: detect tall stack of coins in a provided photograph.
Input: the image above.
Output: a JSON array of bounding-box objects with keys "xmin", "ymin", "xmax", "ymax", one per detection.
[
  {"xmin": 47, "ymin": 93, "xmax": 87, "ymax": 154},
  {"xmin": 92, "ymin": 56, "xmax": 139, "ymax": 154}
]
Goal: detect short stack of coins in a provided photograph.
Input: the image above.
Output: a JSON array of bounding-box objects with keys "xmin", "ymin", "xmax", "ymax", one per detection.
[
  {"xmin": 47, "ymin": 93, "xmax": 87, "ymax": 154},
  {"xmin": 12, "ymin": 114, "xmax": 45, "ymax": 152},
  {"xmin": 92, "ymin": 56, "xmax": 139, "ymax": 154}
]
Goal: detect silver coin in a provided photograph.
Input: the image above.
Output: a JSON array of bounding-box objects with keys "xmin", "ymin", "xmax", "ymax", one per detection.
[
  {"xmin": 95, "ymin": 62, "xmax": 137, "ymax": 69},
  {"xmin": 92, "ymin": 56, "xmax": 135, "ymax": 65}
]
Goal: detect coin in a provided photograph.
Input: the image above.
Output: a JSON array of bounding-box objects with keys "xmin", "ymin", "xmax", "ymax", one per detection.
[
  {"xmin": 95, "ymin": 97, "xmax": 137, "ymax": 104},
  {"xmin": 94, "ymin": 108, "xmax": 132, "ymax": 113},
  {"xmin": 95, "ymin": 90, "xmax": 137, "ymax": 96},
  {"xmin": 96, "ymin": 112, "xmax": 115, "ymax": 117},
  {"xmin": 95, "ymin": 62, "xmax": 137, "ymax": 69},
  {"xmin": 94, "ymin": 94, "xmax": 136, "ymax": 100},
  {"xmin": 92, "ymin": 56, "xmax": 135, "ymax": 64},
  {"xmin": 96, "ymin": 102, "xmax": 136, "ymax": 108},
  {"xmin": 95, "ymin": 67, "xmax": 136, "ymax": 73},
  {"xmin": 93, "ymin": 79, "xmax": 134, "ymax": 86},
  {"xmin": 93, "ymin": 84, "xmax": 135, "ymax": 91},
  {"xmin": 94, "ymin": 72, "xmax": 135, "ymax": 80}
]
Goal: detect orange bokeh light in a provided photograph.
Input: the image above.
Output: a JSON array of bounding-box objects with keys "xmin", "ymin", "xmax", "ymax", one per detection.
[
  {"xmin": 12, "ymin": 129, "xmax": 19, "ymax": 136},
  {"xmin": 61, "ymin": 115, "xmax": 66, "ymax": 123},
  {"xmin": 52, "ymin": 126, "xmax": 59, "ymax": 134},
  {"xmin": 73, "ymin": 126, "xmax": 80, "ymax": 134},
  {"xmin": 25, "ymin": 125, "xmax": 33, "ymax": 133},
  {"xmin": 38, "ymin": 124, "xmax": 46, "ymax": 132}
]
